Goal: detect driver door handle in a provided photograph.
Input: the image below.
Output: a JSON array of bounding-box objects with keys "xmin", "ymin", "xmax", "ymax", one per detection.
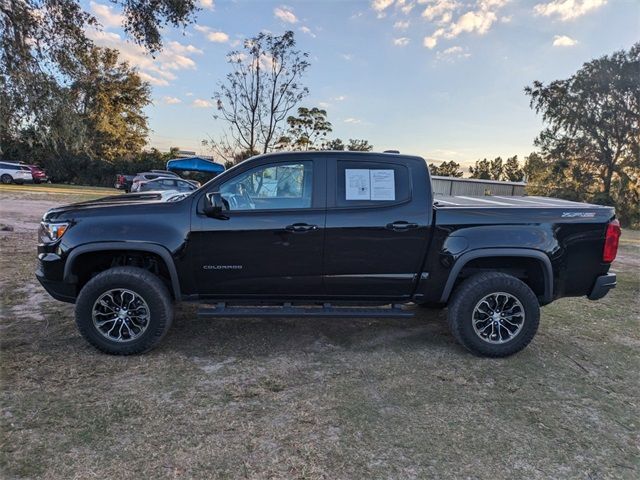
[
  {"xmin": 386, "ymin": 221, "xmax": 419, "ymax": 231},
  {"xmin": 285, "ymin": 223, "xmax": 318, "ymax": 233}
]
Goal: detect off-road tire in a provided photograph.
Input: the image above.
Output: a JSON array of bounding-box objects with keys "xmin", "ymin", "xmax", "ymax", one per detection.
[
  {"xmin": 75, "ymin": 266, "xmax": 173, "ymax": 355},
  {"xmin": 1, "ymin": 174, "xmax": 13, "ymax": 184},
  {"xmin": 447, "ymin": 272, "xmax": 540, "ymax": 357}
]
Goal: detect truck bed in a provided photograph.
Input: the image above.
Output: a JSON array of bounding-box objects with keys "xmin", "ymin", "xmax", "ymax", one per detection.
[{"xmin": 433, "ymin": 195, "xmax": 605, "ymax": 209}]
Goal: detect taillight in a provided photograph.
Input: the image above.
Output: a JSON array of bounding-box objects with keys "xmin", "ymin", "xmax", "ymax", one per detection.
[{"xmin": 603, "ymin": 219, "xmax": 621, "ymax": 263}]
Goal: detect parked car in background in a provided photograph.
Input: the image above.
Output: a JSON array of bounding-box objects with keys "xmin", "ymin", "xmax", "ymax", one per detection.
[
  {"xmin": 136, "ymin": 177, "xmax": 198, "ymax": 192},
  {"xmin": 0, "ymin": 161, "xmax": 34, "ymax": 184},
  {"xmin": 130, "ymin": 171, "xmax": 179, "ymax": 192},
  {"xmin": 149, "ymin": 170, "xmax": 179, "ymax": 177},
  {"xmin": 115, "ymin": 174, "xmax": 136, "ymax": 192},
  {"xmin": 26, "ymin": 165, "xmax": 49, "ymax": 183}
]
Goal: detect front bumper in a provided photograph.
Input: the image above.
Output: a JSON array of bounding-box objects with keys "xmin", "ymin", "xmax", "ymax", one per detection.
[
  {"xmin": 588, "ymin": 273, "xmax": 617, "ymax": 300},
  {"xmin": 36, "ymin": 252, "xmax": 76, "ymax": 303}
]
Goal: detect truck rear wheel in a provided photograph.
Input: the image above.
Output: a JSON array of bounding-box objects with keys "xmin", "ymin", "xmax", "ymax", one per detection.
[
  {"xmin": 447, "ymin": 272, "xmax": 540, "ymax": 357},
  {"xmin": 75, "ymin": 267, "xmax": 173, "ymax": 355}
]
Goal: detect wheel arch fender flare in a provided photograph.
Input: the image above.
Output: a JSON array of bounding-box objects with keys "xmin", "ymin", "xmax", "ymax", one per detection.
[
  {"xmin": 63, "ymin": 242, "xmax": 182, "ymax": 300},
  {"xmin": 439, "ymin": 248, "xmax": 553, "ymax": 304}
]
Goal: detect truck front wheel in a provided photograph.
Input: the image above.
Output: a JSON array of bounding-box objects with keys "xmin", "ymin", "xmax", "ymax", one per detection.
[
  {"xmin": 75, "ymin": 267, "xmax": 173, "ymax": 355},
  {"xmin": 447, "ymin": 272, "xmax": 540, "ymax": 357}
]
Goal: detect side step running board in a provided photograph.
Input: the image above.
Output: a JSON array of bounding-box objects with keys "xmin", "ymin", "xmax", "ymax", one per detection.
[{"xmin": 197, "ymin": 302, "xmax": 414, "ymax": 319}]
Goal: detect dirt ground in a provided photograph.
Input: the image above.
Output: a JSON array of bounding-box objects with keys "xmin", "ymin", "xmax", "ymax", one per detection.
[{"xmin": 1, "ymin": 189, "xmax": 639, "ymax": 479}]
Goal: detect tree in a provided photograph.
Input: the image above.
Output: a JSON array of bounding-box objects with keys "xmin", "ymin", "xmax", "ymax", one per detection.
[
  {"xmin": 429, "ymin": 161, "xmax": 463, "ymax": 177},
  {"xmin": 469, "ymin": 159, "xmax": 492, "ymax": 179},
  {"xmin": 211, "ymin": 31, "xmax": 310, "ymax": 161},
  {"xmin": 0, "ymin": 0, "xmax": 196, "ymax": 150},
  {"xmin": 525, "ymin": 43, "xmax": 640, "ymax": 202},
  {"xmin": 503, "ymin": 155, "xmax": 524, "ymax": 182},
  {"xmin": 74, "ymin": 47, "xmax": 151, "ymax": 162},
  {"xmin": 347, "ymin": 139, "xmax": 373, "ymax": 151},
  {"xmin": 278, "ymin": 107, "xmax": 332, "ymax": 150},
  {"xmin": 324, "ymin": 139, "xmax": 345, "ymax": 150},
  {"xmin": 489, "ymin": 157, "xmax": 503, "ymax": 181}
]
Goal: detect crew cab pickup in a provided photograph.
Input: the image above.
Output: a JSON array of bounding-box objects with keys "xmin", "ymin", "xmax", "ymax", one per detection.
[{"xmin": 36, "ymin": 152, "xmax": 621, "ymax": 357}]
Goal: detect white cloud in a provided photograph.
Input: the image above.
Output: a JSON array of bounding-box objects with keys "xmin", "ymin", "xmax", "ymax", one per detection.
[
  {"xmin": 163, "ymin": 96, "xmax": 182, "ymax": 105},
  {"xmin": 437, "ymin": 45, "xmax": 471, "ymax": 60},
  {"xmin": 552, "ymin": 34, "xmax": 578, "ymax": 46},
  {"xmin": 90, "ymin": 1, "xmax": 123, "ymax": 28},
  {"xmin": 400, "ymin": 1, "xmax": 416, "ymax": 14},
  {"xmin": 334, "ymin": 95, "xmax": 347, "ymax": 101},
  {"xmin": 192, "ymin": 99, "xmax": 213, "ymax": 108},
  {"xmin": 447, "ymin": 9, "xmax": 497, "ymax": 37},
  {"xmin": 274, "ymin": 6, "xmax": 298, "ymax": 23},
  {"xmin": 299, "ymin": 26, "xmax": 316, "ymax": 37},
  {"xmin": 423, "ymin": 35, "xmax": 438, "ymax": 49},
  {"xmin": 393, "ymin": 37, "xmax": 410, "ymax": 46},
  {"xmin": 138, "ymin": 72, "xmax": 169, "ymax": 86},
  {"xmin": 371, "ymin": 0, "xmax": 395, "ymax": 12},
  {"xmin": 86, "ymin": 29, "xmax": 202, "ymax": 86},
  {"xmin": 167, "ymin": 41, "xmax": 203, "ymax": 55},
  {"xmin": 344, "ymin": 117, "xmax": 362, "ymax": 124},
  {"xmin": 423, "ymin": 28, "xmax": 444, "ymax": 49},
  {"xmin": 394, "ymin": 20, "xmax": 410, "ymax": 29},
  {"xmin": 194, "ymin": 25, "xmax": 229, "ymax": 43},
  {"xmin": 419, "ymin": 0, "xmax": 508, "ymax": 48},
  {"xmin": 199, "ymin": 0, "xmax": 214, "ymax": 10},
  {"xmin": 421, "ymin": 0, "xmax": 459, "ymax": 22},
  {"xmin": 341, "ymin": 53, "xmax": 353, "ymax": 61},
  {"xmin": 534, "ymin": 0, "xmax": 606, "ymax": 21},
  {"xmin": 318, "ymin": 101, "xmax": 330, "ymax": 108}
]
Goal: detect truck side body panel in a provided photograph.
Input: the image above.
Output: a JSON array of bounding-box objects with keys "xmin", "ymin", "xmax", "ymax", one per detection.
[{"xmin": 417, "ymin": 204, "xmax": 615, "ymax": 304}]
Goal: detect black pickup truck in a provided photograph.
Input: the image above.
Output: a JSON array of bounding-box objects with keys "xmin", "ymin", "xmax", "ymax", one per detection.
[{"xmin": 36, "ymin": 151, "xmax": 621, "ymax": 357}]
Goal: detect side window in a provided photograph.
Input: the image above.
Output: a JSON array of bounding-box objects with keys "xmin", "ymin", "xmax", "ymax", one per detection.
[
  {"xmin": 336, "ymin": 161, "xmax": 410, "ymax": 207},
  {"xmin": 220, "ymin": 161, "xmax": 313, "ymax": 211}
]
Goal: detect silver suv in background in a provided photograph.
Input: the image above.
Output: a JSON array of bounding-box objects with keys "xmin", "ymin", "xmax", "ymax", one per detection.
[{"xmin": 0, "ymin": 162, "xmax": 34, "ymax": 184}]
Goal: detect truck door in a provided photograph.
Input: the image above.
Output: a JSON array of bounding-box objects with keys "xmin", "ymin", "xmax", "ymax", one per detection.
[
  {"xmin": 323, "ymin": 156, "xmax": 432, "ymax": 299},
  {"xmin": 192, "ymin": 157, "xmax": 326, "ymax": 297}
]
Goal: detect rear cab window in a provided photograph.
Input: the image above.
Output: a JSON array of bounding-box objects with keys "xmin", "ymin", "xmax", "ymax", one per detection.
[{"xmin": 335, "ymin": 160, "xmax": 411, "ymax": 208}]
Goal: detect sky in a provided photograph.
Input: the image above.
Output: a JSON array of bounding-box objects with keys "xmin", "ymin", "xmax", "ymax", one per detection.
[{"xmin": 84, "ymin": 0, "xmax": 639, "ymax": 168}]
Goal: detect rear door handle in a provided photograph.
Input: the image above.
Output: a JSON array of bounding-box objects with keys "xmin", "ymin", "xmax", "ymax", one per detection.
[
  {"xmin": 386, "ymin": 221, "xmax": 419, "ymax": 231},
  {"xmin": 285, "ymin": 223, "xmax": 318, "ymax": 233}
]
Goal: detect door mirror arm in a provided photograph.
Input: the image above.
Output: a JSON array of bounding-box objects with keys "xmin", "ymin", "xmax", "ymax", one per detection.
[{"xmin": 204, "ymin": 192, "xmax": 229, "ymax": 219}]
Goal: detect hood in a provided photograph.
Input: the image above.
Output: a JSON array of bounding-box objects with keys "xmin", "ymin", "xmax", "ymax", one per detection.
[{"xmin": 42, "ymin": 192, "xmax": 165, "ymax": 221}]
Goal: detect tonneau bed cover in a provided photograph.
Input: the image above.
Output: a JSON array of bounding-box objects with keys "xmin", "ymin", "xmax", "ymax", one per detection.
[{"xmin": 433, "ymin": 195, "xmax": 609, "ymax": 209}]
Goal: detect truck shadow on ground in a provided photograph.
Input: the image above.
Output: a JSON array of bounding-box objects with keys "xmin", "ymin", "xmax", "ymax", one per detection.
[{"xmin": 161, "ymin": 303, "xmax": 461, "ymax": 359}]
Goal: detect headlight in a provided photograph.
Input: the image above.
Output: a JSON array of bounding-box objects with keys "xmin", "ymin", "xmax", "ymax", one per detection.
[{"xmin": 42, "ymin": 222, "xmax": 70, "ymax": 242}]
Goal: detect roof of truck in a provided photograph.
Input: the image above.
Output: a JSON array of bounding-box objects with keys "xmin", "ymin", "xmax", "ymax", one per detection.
[{"xmin": 433, "ymin": 195, "xmax": 611, "ymax": 209}]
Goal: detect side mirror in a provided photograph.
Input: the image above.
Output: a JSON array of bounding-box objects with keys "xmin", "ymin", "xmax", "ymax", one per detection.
[{"xmin": 204, "ymin": 192, "xmax": 228, "ymax": 218}]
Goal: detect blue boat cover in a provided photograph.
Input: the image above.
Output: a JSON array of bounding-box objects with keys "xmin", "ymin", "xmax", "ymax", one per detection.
[{"xmin": 166, "ymin": 157, "xmax": 225, "ymax": 174}]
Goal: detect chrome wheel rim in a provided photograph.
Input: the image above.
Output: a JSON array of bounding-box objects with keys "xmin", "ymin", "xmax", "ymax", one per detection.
[
  {"xmin": 472, "ymin": 292, "xmax": 525, "ymax": 344},
  {"xmin": 92, "ymin": 289, "xmax": 150, "ymax": 342}
]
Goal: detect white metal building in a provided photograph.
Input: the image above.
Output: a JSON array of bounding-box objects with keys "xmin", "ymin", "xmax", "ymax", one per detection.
[{"xmin": 431, "ymin": 176, "xmax": 527, "ymax": 196}]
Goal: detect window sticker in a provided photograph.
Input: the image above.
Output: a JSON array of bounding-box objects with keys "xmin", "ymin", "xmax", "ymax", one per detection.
[
  {"xmin": 370, "ymin": 169, "xmax": 395, "ymax": 201},
  {"xmin": 345, "ymin": 169, "xmax": 371, "ymax": 200}
]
